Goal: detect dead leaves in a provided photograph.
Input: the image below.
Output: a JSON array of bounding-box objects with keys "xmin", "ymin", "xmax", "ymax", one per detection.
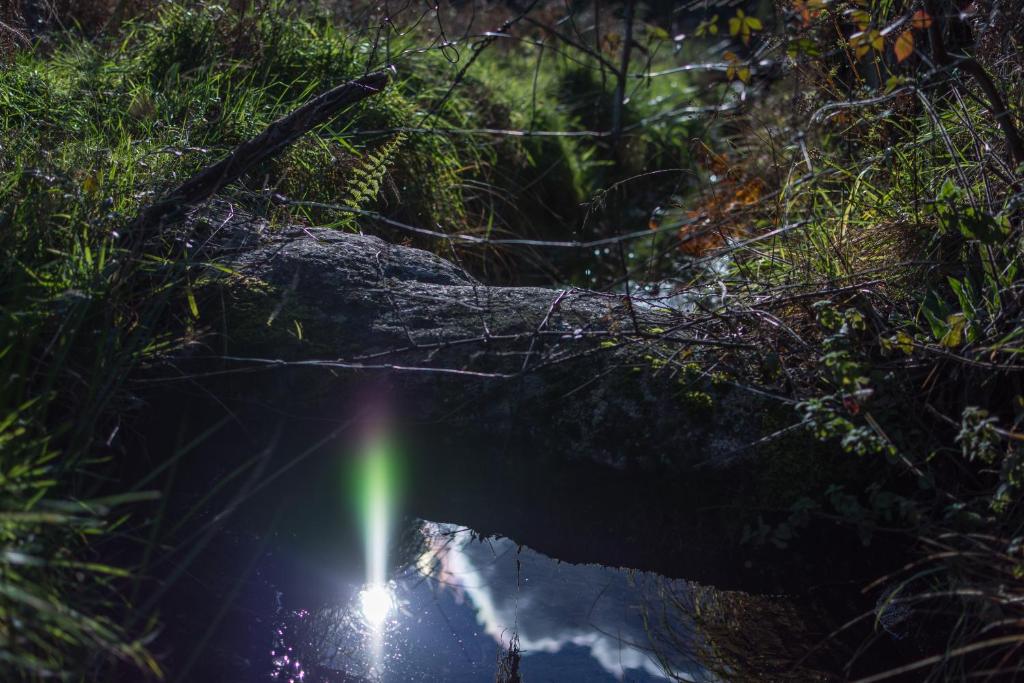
[
  {"xmin": 894, "ymin": 30, "xmax": 914, "ymax": 62},
  {"xmin": 848, "ymin": 8, "xmax": 933, "ymax": 63},
  {"xmin": 675, "ymin": 146, "xmax": 768, "ymax": 256},
  {"xmin": 724, "ymin": 51, "xmax": 751, "ymax": 83}
]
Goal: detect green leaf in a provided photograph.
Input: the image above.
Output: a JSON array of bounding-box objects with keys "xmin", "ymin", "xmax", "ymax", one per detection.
[
  {"xmin": 947, "ymin": 277, "xmax": 976, "ymax": 318},
  {"xmin": 921, "ymin": 305, "xmax": 948, "ymax": 341},
  {"xmin": 186, "ymin": 286, "xmax": 199, "ymax": 319},
  {"xmin": 937, "ymin": 178, "xmax": 961, "ymax": 201},
  {"xmin": 961, "ymin": 209, "xmax": 1009, "ymax": 244},
  {"xmin": 648, "ymin": 26, "xmax": 669, "ymax": 41}
]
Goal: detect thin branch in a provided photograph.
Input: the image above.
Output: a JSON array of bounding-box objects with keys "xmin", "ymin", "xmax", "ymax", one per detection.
[{"xmin": 129, "ymin": 69, "xmax": 394, "ymax": 237}]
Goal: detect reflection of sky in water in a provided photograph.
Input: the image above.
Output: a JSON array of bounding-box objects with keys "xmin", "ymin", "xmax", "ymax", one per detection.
[{"xmin": 282, "ymin": 522, "xmax": 707, "ymax": 682}]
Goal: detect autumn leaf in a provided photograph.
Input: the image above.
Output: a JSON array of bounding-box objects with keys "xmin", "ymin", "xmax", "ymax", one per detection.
[
  {"xmin": 842, "ymin": 395, "xmax": 861, "ymax": 415},
  {"xmin": 910, "ymin": 9, "xmax": 932, "ymax": 29},
  {"xmin": 695, "ymin": 142, "xmax": 731, "ymax": 175},
  {"xmin": 708, "ymin": 153, "xmax": 729, "ymax": 175},
  {"xmin": 894, "ymin": 29, "xmax": 914, "ymax": 62},
  {"xmin": 723, "ymin": 51, "xmax": 751, "ymax": 83},
  {"xmin": 601, "ymin": 32, "xmax": 621, "ymax": 55},
  {"xmin": 792, "ymin": 0, "xmax": 825, "ymax": 27},
  {"xmin": 679, "ymin": 225, "xmax": 723, "ymax": 256}
]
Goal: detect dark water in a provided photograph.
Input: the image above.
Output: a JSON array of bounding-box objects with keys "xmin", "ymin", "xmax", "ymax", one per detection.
[
  {"xmin": 145, "ymin": 396, "xmax": 712, "ymax": 682},
  {"xmin": 139, "ymin": 375, "xmax": 906, "ymax": 683}
]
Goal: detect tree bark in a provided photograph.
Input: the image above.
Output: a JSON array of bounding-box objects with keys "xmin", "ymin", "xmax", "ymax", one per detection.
[{"xmin": 194, "ymin": 207, "xmax": 777, "ymax": 474}]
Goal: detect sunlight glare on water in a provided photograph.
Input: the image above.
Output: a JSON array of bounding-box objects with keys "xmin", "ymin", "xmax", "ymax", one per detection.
[
  {"xmin": 353, "ymin": 429, "xmax": 399, "ymax": 676},
  {"xmin": 358, "ymin": 582, "xmax": 395, "ymax": 629}
]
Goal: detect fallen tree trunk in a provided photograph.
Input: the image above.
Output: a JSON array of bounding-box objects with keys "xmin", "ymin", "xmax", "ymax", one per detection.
[
  {"xmin": 128, "ymin": 65, "xmax": 777, "ymax": 477},
  {"xmin": 197, "ymin": 207, "xmax": 780, "ymax": 474},
  {"xmin": 141, "ymin": 207, "xmax": 865, "ymax": 591}
]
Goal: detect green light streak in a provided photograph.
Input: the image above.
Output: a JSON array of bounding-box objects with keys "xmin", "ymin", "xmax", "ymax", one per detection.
[{"xmin": 352, "ymin": 433, "xmax": 400, "ymax": 589}]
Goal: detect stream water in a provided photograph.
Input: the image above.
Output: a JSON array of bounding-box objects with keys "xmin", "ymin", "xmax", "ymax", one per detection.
[
  {"xmin": 263, "ymin": 522, "xmax": 704, "ymax": 682},
  {"xmin": 148, "ymin": 403, "xmax": 716, "ymax": 682},
  {"xmin": 138, "ymin": 379, "xmax": 910, "ymax": 683}
]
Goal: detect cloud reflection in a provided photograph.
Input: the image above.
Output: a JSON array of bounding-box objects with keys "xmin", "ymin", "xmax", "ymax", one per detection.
[{"xmin": 419, "ymin": 523, "xmax": 706, "ymax": 681}]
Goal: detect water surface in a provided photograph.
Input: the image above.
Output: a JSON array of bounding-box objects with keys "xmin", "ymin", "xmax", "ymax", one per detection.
[{"xmin": 266, "ymin": 522, "xmax": 705, "ymax": 682}]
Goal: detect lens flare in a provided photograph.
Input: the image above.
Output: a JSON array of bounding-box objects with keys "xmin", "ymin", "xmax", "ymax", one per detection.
[
  {"xmin": 358, "ymin": 583, "xmax": 395, "ymax": 629},
  {"xmin": 361, "ymin": 437, "xmax": 393, "ymax": 589},
  {"xmin": 351, "ymin": 429, "xmax": 401, "ymax": 672}
]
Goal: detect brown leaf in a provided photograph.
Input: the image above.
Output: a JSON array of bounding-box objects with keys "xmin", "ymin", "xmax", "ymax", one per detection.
[{"xmin": 894, "ymin": 30, "xmax": 914, "ymax": 62}]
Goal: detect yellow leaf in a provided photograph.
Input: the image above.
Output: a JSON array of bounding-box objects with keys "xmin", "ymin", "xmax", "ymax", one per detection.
[
  {"xmin": 941, "ymin": 313, "xmax": 966, "ymax": 348},
  {"xmin": 649, "ymin": 26, "xmax": 669, "ymax": 41},
  {"xmin": 894, "ymin": 29, "xmax": 914, "ymax": 62},
  {"xmin": 870, "ymin": 30, "xmax": 884, "ymax": 52},
  {"xmin": 729, "ymin": 16, "xmax": 741, "ymax": 36},
  {"xmin": 746, "ymin": 16, "xmax": 763, "ymax": 30},
  {"xmin": 895, "ymin": 331, "xmax": 914, "ymax": 355},
  {"xmin": 82, "ymin": 174, "xmax": 100, "ymax": 195}
]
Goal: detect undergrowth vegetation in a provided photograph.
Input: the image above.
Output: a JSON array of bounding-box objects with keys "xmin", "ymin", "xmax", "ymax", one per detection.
[{"xmin": 1, "ymin": 0, "xmax": 1023, "ymax": 679}]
